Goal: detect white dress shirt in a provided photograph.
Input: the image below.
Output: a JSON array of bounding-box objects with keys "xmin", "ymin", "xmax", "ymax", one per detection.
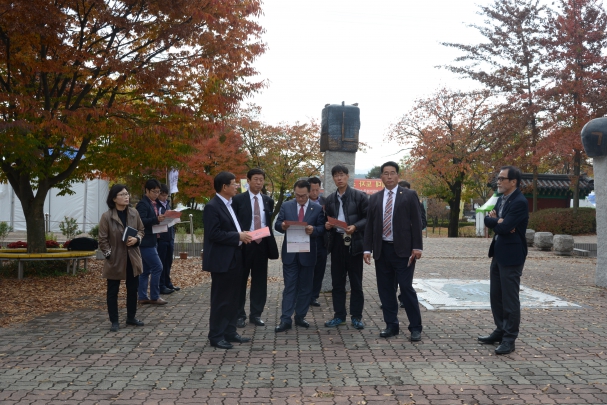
[{"xmin": 216, "ymin": 193, "xmax": 242, "ymax": 245}]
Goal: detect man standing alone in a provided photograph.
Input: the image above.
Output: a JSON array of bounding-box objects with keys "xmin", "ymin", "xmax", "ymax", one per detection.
[
  {"xmin": 232, "ymin": 168, "xmax": 279, "ymax": 328},
  {"xmin": 479, "ymin": 165, "xmax": 528, "ymax": 355},
  {"xmin": 323, "ymin": 165, "xmax": 368, "ymax": 330}
]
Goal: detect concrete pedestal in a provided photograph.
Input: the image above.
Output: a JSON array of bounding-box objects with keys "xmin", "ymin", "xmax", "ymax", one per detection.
[
  {"xmin": 320, "ymin": 151, "xmax": 356, "ymax": 293},
  {"xmin": 594, "ymin": 156, "xmax": 607, "ymax": 287}
]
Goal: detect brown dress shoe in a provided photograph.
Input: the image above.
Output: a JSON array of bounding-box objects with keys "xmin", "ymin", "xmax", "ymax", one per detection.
[
  {"xmin": 148, "ymin": 298, "xmax": 168, "ymax": 305},
  {"xmin": 138, "ymin": 299, "xmax": 151, "ymax": 305}
]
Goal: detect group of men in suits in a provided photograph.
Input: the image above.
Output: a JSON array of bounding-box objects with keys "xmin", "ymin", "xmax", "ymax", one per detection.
[
  {"xmin": 136, "ymin": 179, "xmax": 180, "ymax": 307},
  {"xmin": 202, "ymin": 163, "xmax": 529, "ymax": 355}
]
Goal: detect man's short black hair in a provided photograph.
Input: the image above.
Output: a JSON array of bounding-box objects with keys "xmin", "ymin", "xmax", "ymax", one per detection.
[
  {"xmin": 331, "ymin": 165, "xmax": 349, "ymax": 176},
  {"xmin": 308, "ymin": 177, "xmax": 322, "ymax": 186},
  {"xmin": 500, "ymin": 165, "xmax": 522, "ymax": 187},
  {"xmin": 160, "ymin": 183, "xmax": 169, "ymax": 194},
  {"xmin": 398, "ymin": 180, "xmax": 410, "ymax": 189},
  {"xmin": 144, "ymin": 179, "xmax": 161, "ymax": 191},
  {"xmin": 293, "ymin": 179, "xmax": 311, "ymax": 192},
  {"xmin": 107, "ymin": 184, "xmax": 129, "ymax": 209},
  {"xmin": 380, "ymin": 161, "xmax": 400, "ymax": 174},
  {"xmin": 214, "ymin": 171, "xmax": 236, "ymax": 193},
  {"xmin": 247, "ymin": 168, "xmax": 266, "ymax": 179}
]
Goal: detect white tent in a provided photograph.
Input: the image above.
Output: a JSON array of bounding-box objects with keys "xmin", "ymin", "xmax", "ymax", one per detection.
[{"xmin": 0, "ymin": 179, "xmax": 109, "ymax": 233}]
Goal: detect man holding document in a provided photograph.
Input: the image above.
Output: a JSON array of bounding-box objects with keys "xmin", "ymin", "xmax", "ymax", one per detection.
[
  {"xmin": 323, "ymin": 165, "xmax": 368, "ymax": 330},
  {"xmin": 274, "ymin": 180, "xmax": 326, "ymax": 332},
  {"xmin": 232, "ymin": 168, "xmax": 279, "ymax": 328},
  {"xmin": 363, "ymin": 162, "xmax": 424, "ymax": 341}
]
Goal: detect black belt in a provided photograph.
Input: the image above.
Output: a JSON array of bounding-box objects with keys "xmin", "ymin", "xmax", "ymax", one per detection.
[{"xmin": 382, "ymin": 240, "xmax": 394, "ymax": 244}]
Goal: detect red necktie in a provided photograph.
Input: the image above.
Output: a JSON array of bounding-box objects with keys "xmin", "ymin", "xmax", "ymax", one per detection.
[{"xmin": 298, "ymin": 204, "xmax": 304, "ymax": 222}]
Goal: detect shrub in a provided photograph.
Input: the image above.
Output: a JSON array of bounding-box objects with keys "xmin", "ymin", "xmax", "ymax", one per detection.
[
  {"xmin": 88, "ymin": 224, "xmax": 99, "ymax": 240},
  {"xmin": 528, "ymin": 207, "xmax": 596, "ymax": 235},
  {"xmin": 59, "ymin": 216, "xmax": 83, "ymax": 240},
  {"xmin": 0, "ymin": 221, "xmax": 13, "ymax": 243}
]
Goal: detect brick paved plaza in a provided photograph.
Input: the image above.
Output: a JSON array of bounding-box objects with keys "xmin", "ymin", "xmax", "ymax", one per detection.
[{"xmin": 1, "ymin": 237, "xmax": 606, "ymax": 405}]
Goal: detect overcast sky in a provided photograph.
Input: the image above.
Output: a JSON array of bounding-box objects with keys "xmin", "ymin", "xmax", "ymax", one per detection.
[{"xmin": 247, "ymin": 0, "xmax": 486, "ymax": 174}]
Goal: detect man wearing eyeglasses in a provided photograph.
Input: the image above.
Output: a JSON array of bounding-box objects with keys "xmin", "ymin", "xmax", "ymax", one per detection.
[
  {"xmin": 479, "ymin": 166, "xmax": 529, "ymax": 355},
  {"xmin": 136, "ymin": 179, "xmax": 168, "ymax": 305}
]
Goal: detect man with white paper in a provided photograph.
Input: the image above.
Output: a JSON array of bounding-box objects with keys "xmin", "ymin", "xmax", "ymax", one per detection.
[{"xmin": 274, "ymin": 180, "xmax": 326, "ymax": 332}]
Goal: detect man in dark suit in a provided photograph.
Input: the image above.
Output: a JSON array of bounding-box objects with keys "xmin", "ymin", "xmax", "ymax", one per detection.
[
  {"xmin": 308, "ymin": 176, "xmax": 327, "ymax": 307},
  {"xmin": 232, "ymin": 168, "xmax": 279, "ymax": 328},
  {"xmin": 479, "ymin": 165, "xmax": 529, "ymax": 355},
  {"xmin": 136, "ymin": 179, "xmax": 168, "ymax": 305},
  {"xmin": 157, "ymin": 183, "xmax": 180, "ymax": 294},
  {"xmin": 203, "ymin": 171, "xmax": 253, "ymax": 349},
  {"xmin": 274, "ymin": 179, "xmax": 326, "ymax": 332},
  {"xmin": 363, "ymin": 161, "xmax": 423, "ymax": 341},
  {"xmin": 323, "ymin": 165, "xmax": 368, "ymax": 330}
]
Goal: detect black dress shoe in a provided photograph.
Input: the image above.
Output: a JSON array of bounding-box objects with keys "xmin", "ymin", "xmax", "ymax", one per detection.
[
  {"xmin": 110, "ymin": 322, "xmax": 120, "ymax": 332},
  {"xmin": 478, "ymin": 332, "xmax": 503, "ymax": 344},
  {"xmin": 380, "ymin": 327, "xmax": 399, "ymax": 338},
  {"xmin": 399, "ymin": 301, "xmax": 406, "ymax": 308},
  {"xmin": 126, "ymin": 318, "xmax": 144, "ymax": 326},
  {"xmin": 310, "ymin": 299, "xmax": 321, "ymax": 307},
  {"xmin": 236, "ymin": 318, "xmax": 247, "ymax": 328},
  {"xmin": 275, "ymin": 322, "xmax": 292, "ymax": 333},
  {"xmin": 210, "ymin": 340, "xmax": 233, "ymax": 349},
  {"xmin": 410, "ymin": 330, "xmax": 422, "ymax": 341},
  {"xmin": 160, "ymin": 287, "xmax": 174, "ymax": 294},
  {"xmin": 226, "ymin": 334, "xmax": 251, "ymax": 343},
  {"xmin": 495, "ymin": 341, "xmax": 515, "ymax": 355},
  {"xmin": 295, "ymin": 318, "xmax": 309, "ymax": 328},
  {"xmin": 170, "ymin": 286, "xmax": 181, "ymax": 291},
  {"xmin": 250, "ymin": 317, "xmax": 265, "ymax": 326}
]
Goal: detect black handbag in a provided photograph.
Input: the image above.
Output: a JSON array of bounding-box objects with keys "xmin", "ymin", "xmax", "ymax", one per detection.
[{"xmin": 68, "ymin": 237, "xmax": 99, "ymax": 251}]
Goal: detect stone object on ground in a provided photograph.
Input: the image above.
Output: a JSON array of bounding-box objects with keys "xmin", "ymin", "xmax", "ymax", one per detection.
[
  {"xmin": 553, "ymin": 234, "xmax": 574, "ymax": 256},
  {"xmin": 525, "ymin": 229, "xmax": 535, "ymax": 247},
  {"xmin": 534, "ymin": 232, "xmax": 553, "ymax": 251}
]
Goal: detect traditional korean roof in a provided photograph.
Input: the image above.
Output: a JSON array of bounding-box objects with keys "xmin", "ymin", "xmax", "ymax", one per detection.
[{"xmin": 489, "ymin": 173, "xmax": 594, "ymax": 198}]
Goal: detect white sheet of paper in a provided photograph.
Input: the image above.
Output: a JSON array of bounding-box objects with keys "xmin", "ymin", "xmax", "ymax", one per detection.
[
  {"xmin": 286, "ymin": 225, "xmax": 310, "ymax": 253},
  {"xmin": 152, "ymin": 224, "xmax": 168, "ymax": 234}
]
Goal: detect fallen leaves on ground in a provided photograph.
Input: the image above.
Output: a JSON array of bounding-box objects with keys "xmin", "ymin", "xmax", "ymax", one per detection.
[{"xmin": 0, "ymin": 258, "xmax": 210, "ymax": 328}]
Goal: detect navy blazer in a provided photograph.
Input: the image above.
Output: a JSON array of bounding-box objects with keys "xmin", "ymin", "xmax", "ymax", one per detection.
[
  {"xmin": 231, "ymin": 191, "xmax": 279, "ymax": 260},
  {"xmin": 274, "ymin": 199, "xmax": 326, "ymax": 266},
  {"xmin": 485, "ymin": 188, "xmax": 529, "ymax": 266},
  {"xmin": 363, "ymin": 186, "xmax": 423, "ymax": 260},
  {"xmin": 202, "ymin": 195, "xmax": 242, "ymax": 273},
  {"xmin": 136, "ymin": 195, "xmax": 160, "ymax": 248}
]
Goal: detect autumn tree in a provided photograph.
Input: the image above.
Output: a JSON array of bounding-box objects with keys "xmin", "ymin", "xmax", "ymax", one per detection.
[
  {"xmin": 0, "ymin": 0, "xmax": 265, "ymax": 252},
  {"xmin": 541, "ymin": 0, "xmax": 607, "ymax": 210},
  {"xmin": 441, "ymin": 0, "xmax": 548, "ymax": 211},
  {"xmin": 235, "ymin": 106, "xmax": 323, "ymax": 219},
  {"xmin": 388, "ymin": 88, "xmax": 497, "ymax": 237}
]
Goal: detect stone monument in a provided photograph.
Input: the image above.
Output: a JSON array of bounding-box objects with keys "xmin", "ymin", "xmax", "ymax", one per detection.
[
  {"xmin": 580, "ymin": 117, "xmax": 606, "ymax": 287},
  {"xmin": 319, "ymin": 102, "xmax": 360, "ymax": 293}
]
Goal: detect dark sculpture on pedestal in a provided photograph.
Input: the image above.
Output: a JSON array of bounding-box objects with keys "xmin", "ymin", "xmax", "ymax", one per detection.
[
  {"xmin": 581, "ymin": 117, "xmax": 607, "ymax": 157},
  {"xmin": 320, "ymin": 102, "xmax": 360, "ymax": 152}
]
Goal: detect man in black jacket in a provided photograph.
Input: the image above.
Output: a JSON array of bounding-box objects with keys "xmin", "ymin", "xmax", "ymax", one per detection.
[
  {"xmin": 323, "ymin": 165, "xmax": 368, "ymax": 330},
  {"xmin": 136, "ymin": 179, "xmax": 168, "ymax": 305},
  {"xmin": 308, "ymin": 177, "xmax": 327, "ymax": 307},
  {"xmin": 157, "ymin": 184, "xmax": 180, "ymax": 294},
  {"xmin": 231, "ymin": 168, "xmax": 279, "ymax": 328}
]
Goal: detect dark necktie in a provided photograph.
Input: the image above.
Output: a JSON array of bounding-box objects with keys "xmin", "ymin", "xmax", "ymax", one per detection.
[{"xmin": 253, "ymin": 196, "xmax": 262, "ymax": 244}]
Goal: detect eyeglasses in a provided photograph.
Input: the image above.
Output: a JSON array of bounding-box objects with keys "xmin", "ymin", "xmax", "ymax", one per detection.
[
  {"xmin": 117, "ymin": 192, "xmax": 130, "ymax": 197},
  {"xmin": 496, "ymin": 177, "xmax": 511, "ymax": 182},
  {"xmin": 149, "ymin": 189, "xmax": 161, "ymax": 194}
]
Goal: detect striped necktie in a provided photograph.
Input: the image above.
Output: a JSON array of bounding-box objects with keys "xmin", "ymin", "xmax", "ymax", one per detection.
[{"xmin": 383, "ymin": 191, "xmax": 394, "ymax": 238}]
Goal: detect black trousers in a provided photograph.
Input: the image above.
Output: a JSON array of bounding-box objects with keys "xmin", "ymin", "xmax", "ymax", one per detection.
[
  {"xmin": 107, "ymin": 258, "xmax": 138, "ymax": 323},
  {"xmin": 489, "ymin": 257, "xmax": 524, "ymax": 342},
  {"xmin": 237, "ymin": 238, "xmax": 269, "ymax": 320},
  {"xmin": 330, "ymin": 239, "xmax": 364, "ymax": 320},
  {"xmin": 311, "ymin": 246, "xmax": 327, "ymax": 301},
  {"xmin": 375, "ymin": 241, "xmax": 422, "ymax": 332},
  {"xmin": 209, "ymin": 249, "xmax": 243, "ymax": 344},
  {"xmin": 157, "ymin": 239, "xmax": 174, "ymax": 290}
]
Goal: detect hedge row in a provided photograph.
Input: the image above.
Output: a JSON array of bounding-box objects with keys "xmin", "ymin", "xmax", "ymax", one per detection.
[{"xmin": 528, "ymin": 207, "xmax": 596, "ymax": 235}]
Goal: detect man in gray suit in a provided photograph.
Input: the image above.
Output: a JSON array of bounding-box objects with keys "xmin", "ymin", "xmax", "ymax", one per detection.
[{"xmin": 274, "ymin": 180, "xmax": 326, "ymax": 332}]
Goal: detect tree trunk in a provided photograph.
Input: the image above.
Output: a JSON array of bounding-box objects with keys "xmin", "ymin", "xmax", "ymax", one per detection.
[
  {"xmin": 532, "ymin": 166, "xmax": 538, "ymax": 213},
  {"xmin": 572, "ymin": 149, "xmax": 581, "ymax": 213},
  {"xmin": 448, "ymin": 180, "xmax": 462, "ymax": 238},
  {"xmin": 13, "ymin": 184, "xmax": 49, "ymax": 254}
]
